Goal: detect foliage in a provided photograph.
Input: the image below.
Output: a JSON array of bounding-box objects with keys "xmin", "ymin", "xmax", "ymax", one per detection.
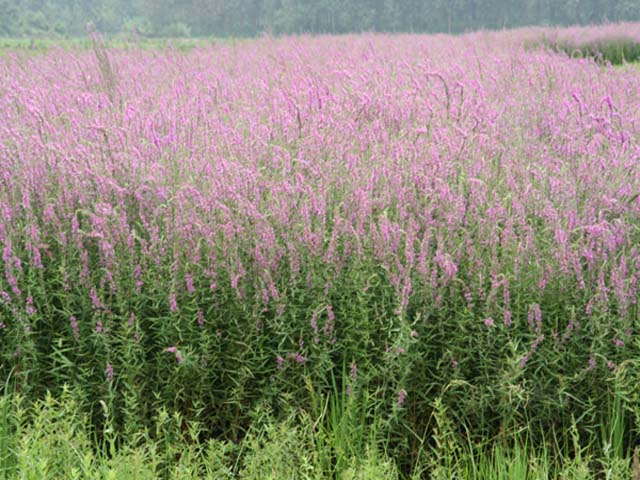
[
  {"xmin": 534, "ymin": 35, "xmax": 640, "ymax": 64},
  {"xmin": 0, "ymin": 386, "xmax": 636, "ymax": 479}
]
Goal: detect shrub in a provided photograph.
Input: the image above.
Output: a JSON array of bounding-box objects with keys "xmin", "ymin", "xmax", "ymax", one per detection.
[{"xmin": 531, "ymin": 34, "xmax": 640, "ymax": 64}]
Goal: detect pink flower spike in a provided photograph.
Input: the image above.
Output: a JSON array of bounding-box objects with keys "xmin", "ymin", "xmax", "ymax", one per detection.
[
  {"xmin": 350, "ymin": 361, "xmax": 358, "ymax": 381},
  {"xmin": 169, "ymin": 292, "xmax": 178, "ymax": 313},
  {"xmin": 164, "ymin": 346, "xmax": 183, "ymax": 363},
  {"xmin": 587, "ymin": 354, "xmax": 596, "ymax": 372},
  {"xmin": 105, "ymin": 363, "xmax": 114, "ymax": 382},
  {"xmin": 185, "ymin": 273, "xmax": 195, "ymax": 294},
  {"xmin": 70, "ymin": 315, "xmax": 79, "ymax": 340},
  {"xmin": 397, "ymin": 389, "xmax": 407, "ymax": 407}
]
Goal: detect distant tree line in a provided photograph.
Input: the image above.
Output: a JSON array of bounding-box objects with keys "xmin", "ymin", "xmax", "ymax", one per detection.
[{"xmin": 2, "ymin": 0, "xmax": 640, "ymax": 37}]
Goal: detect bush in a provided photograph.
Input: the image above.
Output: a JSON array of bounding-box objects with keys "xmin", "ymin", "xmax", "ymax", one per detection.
[{"xmin": 532, "ymin": 35, "xmax": 640, "ymax": 64}]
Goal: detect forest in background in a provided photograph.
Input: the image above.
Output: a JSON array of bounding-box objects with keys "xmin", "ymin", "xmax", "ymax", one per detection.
[{"xmin": 2, "ymin": 0, "xmax": 640, "ymax": 38}]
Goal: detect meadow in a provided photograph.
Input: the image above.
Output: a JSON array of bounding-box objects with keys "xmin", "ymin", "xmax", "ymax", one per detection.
[{"xmin": 1, "ymin": 23, "xmax": 640, "ymax": 478}]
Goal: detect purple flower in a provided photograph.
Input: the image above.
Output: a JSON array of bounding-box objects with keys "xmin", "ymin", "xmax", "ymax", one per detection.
[
  {"xmin": 531, "ymin": 334, "xmax": 544, "ymax": 350},
  {"xmin": 276, "ymin": 355, "xmax": 284, "ymax": 370},
  {"xmin": 323, "ymin": 305, "xmax": 335, "ymax": 337},
  {"xmin": 587, "ymin": 353, "xmax": 596, "ymax": 371},
  {"xmin": 164, "ymin": 346, "xmax": 184, "ymax": 363},
  {"xmin": 105, "ymin": 363, "xmax": 114, "ymax": 382},
  {"xmin": 0, "ymin": 291, "xmax": 10, "ymax": 304},
  {"xmin": 25, "ymin": 296, "xmax": 36, "ymax": 316},
  {"xmin": 484, "ymin": 317, "xmax": 495, "ymax": 328},
  {"xmin": 185, "ymin": 273, "xmax": 195, "ymax": 294},
  {"xmin": 397, "ymin": 389, "xmax": 407, "ymax": 407},
  {"xmin": 528, "ymin": 303, "xmax": 542, "ymax": 332},
  {"xmin": 169, "ymin": 292, "xmax": 178, "ymax": 313},
  {"xmin": 90, "ymin": 288, "xmax": 102, "ymax": 311},
  {"xmin": 310, "ymin": 311, "xmax": 319, "ymax": 336},
  {"xmin": 70, "ymin": 315, "xmax": 79, "ymax": 340},
  {"xmin": 287, "ymin": 352, "xmax": 306, "ymax": 364},
  {"xmin": 350, "ymin": 361, "xmax": 358, "ymax": 381}
]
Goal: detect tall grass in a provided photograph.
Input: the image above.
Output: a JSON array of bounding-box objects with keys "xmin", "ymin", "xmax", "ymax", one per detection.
[{"xmin": 0, "ymin": 385, "xmax": 635, "ymax": 479}]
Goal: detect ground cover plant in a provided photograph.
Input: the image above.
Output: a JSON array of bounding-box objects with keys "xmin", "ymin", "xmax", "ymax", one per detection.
[{"xmin": 1, "ymin": 23, "xmax": 640, "ymax": 478}]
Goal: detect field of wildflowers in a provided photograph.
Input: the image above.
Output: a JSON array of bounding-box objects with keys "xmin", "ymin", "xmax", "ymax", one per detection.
[{"xmin": 1, "ymin": 23, "xmax": 640, "ymax": 477}]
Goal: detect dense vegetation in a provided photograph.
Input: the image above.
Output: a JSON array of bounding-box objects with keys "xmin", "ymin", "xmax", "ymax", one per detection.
[
  {"xmin": 539, "ymin": 35, "xmax": 640, "ymax": 64},
  {"xmin": 0, "ymin": 387, "xmax": 637, "ymax": 478},
  {"xmin": 1, "ymin": 22, "xmax": 640, "ymax": 479},
  {"xmin": 3, "ymin": 0, "xmax": 640, "ymax": 37}
]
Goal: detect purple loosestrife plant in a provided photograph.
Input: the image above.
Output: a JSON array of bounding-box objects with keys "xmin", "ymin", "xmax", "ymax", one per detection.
[{"xmin": 0, "ymin": 24, "xmax": 639, "ymax": 464}]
